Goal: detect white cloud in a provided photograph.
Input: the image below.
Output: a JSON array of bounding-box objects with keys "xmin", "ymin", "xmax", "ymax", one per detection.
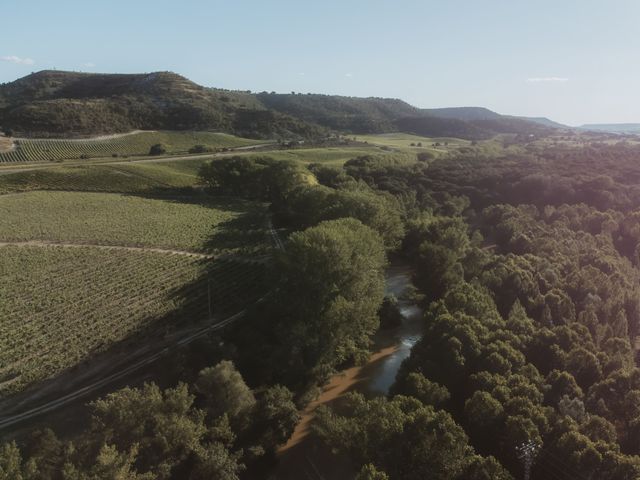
[
  {"xmin": 345, "ymin": 73, "xmax": 353, "ymax": 77},
  {"xmin": 83, "ymin": 62, "xmax": 96, "ymax": 68},
  {"xmin": 297, "ymin": 72, "xmax": 305, "ymax": 76},
  {"xmin": 526, "ymin": 76, "xmax": 569, "ymax": 83},
  {"xmin": 1, "ymin": 55, "xmax": 35, "ymax": 65}
]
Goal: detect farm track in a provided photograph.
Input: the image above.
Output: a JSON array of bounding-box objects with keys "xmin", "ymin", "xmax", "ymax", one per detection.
[
  {"xmin": 0, "ymin": 143, "xmax": 275, "ymax": 175},
  {"xmin": 14, "ymin": 130, "xmax": 154, "ymax": 143},
  {"xmin": 0, "ymin": 222, "xmax": 284, "ymax": 432}
]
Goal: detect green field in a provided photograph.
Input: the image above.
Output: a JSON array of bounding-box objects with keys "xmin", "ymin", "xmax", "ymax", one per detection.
[
  {"xmin": 0, "ymin": 187, "xmax": 271, "ymax": 396},
  {"xmin": 0, "ymin": 160, "xmax": 210, "ymax": 194},
  {"xmin": 249, "ymin": 146, "xmax": 381, "ymax": 164},
  {"xmin": 353, "ymin": 133, "xmax": 470, "ymax": 154},
  {"xmin": 0, "ymin": 146, "xmax": 402, "ymax": 195},
  {"xmin": 0, "ymin": 131, "xmax": 265, "ymax": 164},
  {"xmin": 0, "ymin": 191, "xmax": 268, "ymax": 254},
  {"xmin": 240, "ymin": 146, "xmax": 418, "ymax": 167},
  {"xmin": 0, "ymin": 143, "xmax": 412, "ymax": 398},
  {"xmin": 0, "ymin": 246, "xmax": 266, "ymax": 395}
]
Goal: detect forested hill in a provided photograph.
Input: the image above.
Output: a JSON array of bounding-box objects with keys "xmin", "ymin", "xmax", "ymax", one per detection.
[
  {"xmin": 422, "ymin": 106, "xmax": 503, "ymax": 120},
  {"xmin": 256, "ymin": 92, "xmax": 420, "ymax": 132},
  {"xmin": 0, "ymin": 70, "xmax": 560, "ymax": 139},
  {"xmin": 0, "ymin": 70, "xmax": 325, "ymax": 139},
  {"xmin": 257, "ymin": 93, "xmax": 558, "ymax": 138}
]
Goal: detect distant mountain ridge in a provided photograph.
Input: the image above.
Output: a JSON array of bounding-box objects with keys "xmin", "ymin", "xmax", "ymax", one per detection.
[
  {"xmin": 256, "ymin": 92, "xmax": 420, "ymax": 133},
  {"xmin": 418, "ymin": 106, "xmax": 567, "ymax": 129},
  {"xmin": 579, "ymin": 124, "xmax": 640, "ymax": 134},
  {"xmin": 516, "ymin": 116, "xmax": 567, "ymax": 128},
  {"xmin": 421, "ymin": 107, "xmax": 503, "ymax": 121},
  {"xmin": 0, "ymin": 70, "xmax": 564, "ymax": 139}
]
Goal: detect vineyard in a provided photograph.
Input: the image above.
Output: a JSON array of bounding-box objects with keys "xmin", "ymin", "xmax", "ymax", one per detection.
[
  {"xmin": 0, "ymin": 191, "xmax": 269, "ymax": 254},
  {"xmin": 0, "ymin": 245, "xmax": 268, "ymax": 396},
  {"xmin": 0, "ymin": 160, "xmax": 210, "ymax": 194},
  {"xmin": 0, "ymin": 147, "xmax": 405, "ymax": 196},
  {"xmin": 0, "ymin": 131, "xmax": 263, "ymax": 163}
]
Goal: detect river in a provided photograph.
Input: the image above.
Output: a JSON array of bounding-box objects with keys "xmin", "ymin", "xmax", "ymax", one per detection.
[
  {"xmin": 274, "ymin": 261, "xmax": 424, "ymax": 479},
  {"xmin": 366, "ymin": 263, "xmax": 424, "ymax": 395}
]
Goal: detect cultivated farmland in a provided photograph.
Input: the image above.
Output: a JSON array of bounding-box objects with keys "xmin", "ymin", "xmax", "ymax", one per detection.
[
  {"xmin": 353, "ymin": 133, "xmax": 470, "ymax": 153},
  {"xmin": 0, "ymin": 246, "xmax": 266, "ymax": 395},
  {"xmin": 0, "ymin": 131, "xmax": 264, "ymax": 163},
  {"xmin": 0, "ymin": 191, "xmax": 269, "ymax": 254},
  {"xmin": 0, "ymin": 161, "xmax": 207, "ymax": 194},
  {"xmin": 0, "ymin": 147, "xmax": 405, "ymax": 195}
]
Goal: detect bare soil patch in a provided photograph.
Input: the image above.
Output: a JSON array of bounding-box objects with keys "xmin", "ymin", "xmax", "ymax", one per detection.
[{"xmin": 0, "ymin": 136, "xmax": 14, "ymax": 153}]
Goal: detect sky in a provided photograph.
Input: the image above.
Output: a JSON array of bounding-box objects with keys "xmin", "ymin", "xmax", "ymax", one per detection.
[{"xmin": 2, "ymin": 0, "xmax": 640, "ymax": 126}]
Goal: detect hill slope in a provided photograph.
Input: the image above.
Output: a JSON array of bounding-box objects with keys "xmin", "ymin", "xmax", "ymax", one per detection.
[
  {"xmin": 0, "ymin": 71, "xmax": 324, "ymax": 138},
  {"xmin": 256, "ymin": 92, "xmax": 419, "ymax": 133},
  {"xmin": 256, "ymin": 95, "xmax": 557, "ymax": 138},
  {"xmin": 514, "ymin": 116, "xmax": 567, "ymax": 128},
  {"xmin": 421, "ymin": 106, "xmax": 502, "ymax": 121},
  {"xmin": 0, "ymin": 70, "xmax": 560, "ymax": 140}
]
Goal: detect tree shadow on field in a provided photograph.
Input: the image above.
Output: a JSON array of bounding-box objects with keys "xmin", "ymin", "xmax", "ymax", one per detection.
[
  {"xmin": 0, "ymin": 190, "xmax": 275, "ymax": 441},
  {"xmin": 0, "ymin": 251, "xmax": 270, "ymax": 442},
  {"xmin": 125, "ymin": 188, "xmax": 272, "ymax": 256},
  {"xmin": 115, "ymin": 189, "xmax": 274, "ymax": 331}
]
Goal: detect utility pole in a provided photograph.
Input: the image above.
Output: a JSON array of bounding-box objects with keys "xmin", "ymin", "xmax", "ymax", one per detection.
[
  {"xmin": 207, "ymin": 277, "xmax": 212, "ymax": 321},
  {"xmin": 516, "ymin": 440, "xmax": 540, "ymax": 480}
]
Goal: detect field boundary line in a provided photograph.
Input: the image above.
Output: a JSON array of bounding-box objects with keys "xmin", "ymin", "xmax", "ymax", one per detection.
[
  {"xmin": 13, "ymin": 130, "xmax": 153, "ymax": 143},
  {"xmin": 0, "ymin": 241, "xmax": 214, "ymax": 259},
  {"xmin": 0, "ymin": 141, "xmax": 276, "ymax": 172}
]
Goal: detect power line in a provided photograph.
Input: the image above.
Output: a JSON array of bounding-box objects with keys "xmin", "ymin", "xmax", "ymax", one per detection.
[
  {"xmin": 538, "ymin": 447, "xmax": 591, "ymax": 480},
  {"xmin": 536, "ymin": 453, "xmax": 576, "ymax": 480},
  {"xmin": 536, "ymin": 460, "xmax": 573, "ymax": 480}
]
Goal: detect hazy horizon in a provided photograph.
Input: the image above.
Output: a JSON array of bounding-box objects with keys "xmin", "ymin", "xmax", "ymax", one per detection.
[{"xmin": 3, "ymin": 0, "xmax": 640, "ymax": 126}]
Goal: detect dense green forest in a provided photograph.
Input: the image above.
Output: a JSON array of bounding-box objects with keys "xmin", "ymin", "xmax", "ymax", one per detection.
[
  {"xmin": 4, "ymin": 138, "xmax": 640, "ymax": 479},
  {"xmin": 310, "ymin": 142, "xmax": 640, "ymax": 479}
]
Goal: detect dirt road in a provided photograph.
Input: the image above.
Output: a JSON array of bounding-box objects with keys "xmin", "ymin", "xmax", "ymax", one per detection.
[{"xmin": 0, "ymin": 143, "xmax": 275, "ymax": 175}]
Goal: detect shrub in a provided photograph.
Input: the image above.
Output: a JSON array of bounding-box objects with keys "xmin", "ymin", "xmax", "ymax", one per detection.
[
  {"xmin": 149, "ymin": 143, "xmax": 166, "ymax": 155},
  {"xmin": 379, "ymin": 295, "xmax": 403, "ymax": 329},
  {"xmin": 189, "ymin": 144, "xmax": 211, "ymax": 154},
  {"xmin": 417, "ymin": 151, "xmax": 434, "ymax": 162}
]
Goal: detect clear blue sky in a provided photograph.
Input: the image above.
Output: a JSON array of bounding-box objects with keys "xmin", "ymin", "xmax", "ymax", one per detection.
[{"xmin": 2, "ymin": 0, "xmax": 639, "ymax": 126}]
